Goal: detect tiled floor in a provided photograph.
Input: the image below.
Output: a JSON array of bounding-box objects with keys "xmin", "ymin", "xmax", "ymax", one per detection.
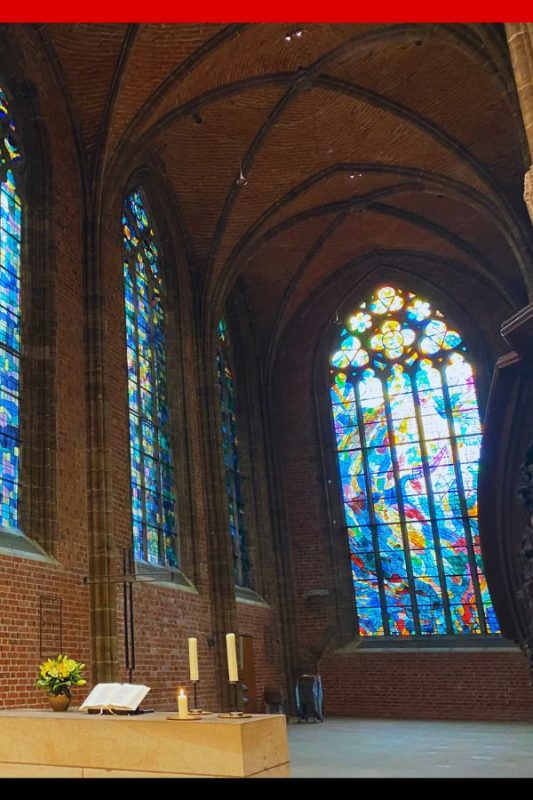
[{"xmin": 287, "ymin": 718, "xmax": 533, "ymax": 778}]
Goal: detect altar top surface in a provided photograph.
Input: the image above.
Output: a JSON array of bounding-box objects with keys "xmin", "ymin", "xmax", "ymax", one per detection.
[{"xmin": 0, "ymin": 709, "xmax": 275, "ymax": 724}]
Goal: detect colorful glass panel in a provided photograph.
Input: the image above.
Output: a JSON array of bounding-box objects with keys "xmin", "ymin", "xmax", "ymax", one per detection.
[
  {"xmin": 217, "ymin": 318, "xmax": 251, "ymax": 587},
  {"xmin": 123, "ymin": 189, "xmax": 177, "ymax": 566},
  {"xmin": 330, "ymin": 285, "xmax": 499, "ymax": 637},
  {"xmin": 0, "ymin": 87, "xmax": 22, "ymax": 530}
]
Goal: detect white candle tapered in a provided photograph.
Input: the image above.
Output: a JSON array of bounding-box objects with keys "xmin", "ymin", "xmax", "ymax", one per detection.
[
  {"xmin": 177, "ymin": 688, "xmax": 188, "ymax": 718},
  {"xmin": 226, "ymin": 633, "xmax": 239, "ymax": 683},
  {"xmin": 188, "ymin": 637, "xmax": 199, "ymax": 682}
]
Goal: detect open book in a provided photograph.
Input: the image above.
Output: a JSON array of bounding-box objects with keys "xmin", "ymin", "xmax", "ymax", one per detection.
[{"xmin": 80, "ymin": 683, "xmax": 151, "ymax": 712}]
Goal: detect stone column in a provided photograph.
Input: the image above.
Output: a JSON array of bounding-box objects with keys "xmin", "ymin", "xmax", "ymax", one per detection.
[{"xmin": 506, "ymin": 24, "xmax": 533, "ymax": 224}]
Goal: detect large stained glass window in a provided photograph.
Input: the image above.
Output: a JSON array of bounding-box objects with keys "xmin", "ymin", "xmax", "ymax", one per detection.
[
  {"xmin": 217, "ymin": 318, "xmax": 251, "ymax": 587},
  {"xmin": 122, "ymin": 189, "xmax": 178, "ymax": 567},
  {"xmin": 0, "ymin": 87, "xmax": 22, "ymax": 530},
  {"xmin": 330, "ymin": 285, "xmax": 499, "ymax": 637}
]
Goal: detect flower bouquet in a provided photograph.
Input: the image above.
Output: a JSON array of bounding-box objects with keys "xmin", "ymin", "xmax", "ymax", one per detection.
[{"xmin": 36, "ymin": 654, "xmax": 86, "ymax": 699}]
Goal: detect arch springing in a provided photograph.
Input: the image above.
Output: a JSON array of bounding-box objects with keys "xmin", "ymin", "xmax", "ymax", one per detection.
[
  {"xmin": 0, "ymin": 86, "xmax": 22, "ymax": 530},
  {"xmin": 122, "ymin": 189, "xmax": 178, "ymax": 566},
  {"xmin": 329, "ymin": 285, "xmax": 499, "ymax": 637}
]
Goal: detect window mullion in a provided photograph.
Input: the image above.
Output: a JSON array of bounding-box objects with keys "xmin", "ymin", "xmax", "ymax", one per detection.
[
  {"xmin": 129, "ymin": 254, "xmax": 149, "ymax": 564},
  {"xmin": 147, "ymin": 259, "xmax": 167, "ymax": 567},
  {"xmin": 382, "ymin": 377, "xmax": 421, "ymax": 636},
  {"xmin": 410, "ymin": 373, "xmax": 454, "ymax": 635},
  {"xmin": 353, "ymin": 377, "xmax": 390, "ymax": 636}
]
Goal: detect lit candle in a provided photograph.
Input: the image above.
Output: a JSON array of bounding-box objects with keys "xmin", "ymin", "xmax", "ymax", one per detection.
[
  {"xmin": 177, "ymin": 688, "xmax": 188, "ymax": 719},
  {"xmin": 226, "ymin": 633, "xmax": 239, "ymax": 683},
  {"xmin": 188, "ymin": 637, "xmax": 199, "ymax": 682}
]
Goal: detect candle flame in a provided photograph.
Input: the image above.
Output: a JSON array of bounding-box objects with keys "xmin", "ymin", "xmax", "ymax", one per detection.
[{"xmin": 179, "ymin": 689, "xmax": 185, "ymax": 697}]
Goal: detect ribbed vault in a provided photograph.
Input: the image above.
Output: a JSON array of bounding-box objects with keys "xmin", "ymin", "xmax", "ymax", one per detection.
[{"xmin": 30, "ymin": 22, "xmax": 533, "ymax": 366}]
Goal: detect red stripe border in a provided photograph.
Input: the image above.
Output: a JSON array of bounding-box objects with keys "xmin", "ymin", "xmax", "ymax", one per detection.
[{"xmin": 1, "ymin": 1, "xmax": 532, "ymax": 24}]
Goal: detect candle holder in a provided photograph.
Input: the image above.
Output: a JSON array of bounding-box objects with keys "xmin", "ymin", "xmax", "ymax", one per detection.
[
  {"xmin": 224, "ymin": 681, "xmax": 251, "ymax": 719},
  {"xmin": 216, "ymin": 680, "xmax": 251, "ymax": 718},
  {"xmin": 231, "ymin": 680, "xmax": 240, "ymax": 713},
  {"xmin": 189, "ymin": 680, "xmax": 203, "ymax": 714},
  {"xmin": 217, "ymin": 680, "xmax": 247, "ymax": 718}
]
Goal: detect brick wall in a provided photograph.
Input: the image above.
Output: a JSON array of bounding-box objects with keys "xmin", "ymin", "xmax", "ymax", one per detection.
[{"xmin": 321, "ymin": 651, "xmax": 533, "ymax": 721}]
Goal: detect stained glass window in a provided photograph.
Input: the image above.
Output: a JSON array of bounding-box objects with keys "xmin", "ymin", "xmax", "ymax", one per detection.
[
  {"xmin": 0, "ymin": 87, "xmax": 22, "ymax": 530},
  {"xmin": 330, "ymin": 285, "xmax": 499, "ymax": 637},
  {"xmin": 217, "ymin": 318, "xmax": 251, "ymax": 587},
  {"xmin": 122, "ymin": 189, "xmax": 178, "ymax": 566}
]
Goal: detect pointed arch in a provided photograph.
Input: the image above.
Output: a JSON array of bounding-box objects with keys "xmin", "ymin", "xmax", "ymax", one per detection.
[{"xmin": 329, "ymin": 284, "xmax": 499, "ymax": 637}]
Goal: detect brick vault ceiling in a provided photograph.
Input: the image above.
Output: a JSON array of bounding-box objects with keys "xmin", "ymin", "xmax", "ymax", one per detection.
[{"xmin": 39, "ymin": 23, "xmax": 532, "ymax": 357}]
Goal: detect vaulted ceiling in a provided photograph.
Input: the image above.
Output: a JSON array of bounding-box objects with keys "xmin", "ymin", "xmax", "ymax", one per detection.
[{"xmin": 35, "ymin": 23, "xmax": 533, "ymax": 360}]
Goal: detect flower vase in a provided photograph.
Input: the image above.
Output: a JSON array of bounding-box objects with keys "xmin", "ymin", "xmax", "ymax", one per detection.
[{"xmin": 48, "ymin": 693, "xmax": 71, "ymax": 712}]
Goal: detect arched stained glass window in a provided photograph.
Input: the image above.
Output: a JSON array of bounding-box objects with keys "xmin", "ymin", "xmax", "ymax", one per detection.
[
  {"xmin": 122, "ymin": 189, "xmax": 178, "ymax": 567},
  {"xmin": 0, "ymin": 87, "xmax": 22, "ymax": 530},
  {"xmin": 217, "ymin": 318, "xmax": 251, "ymax": 587},
  {"xmin": 329, "ymin": 285, "xmax": 499, "ymax": 637}
]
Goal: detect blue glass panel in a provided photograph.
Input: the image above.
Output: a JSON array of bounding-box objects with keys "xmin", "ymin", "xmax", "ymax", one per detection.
[
  {"xmin": 419, "ymin": 604, "xmax": 447, "ymax": 635},
  {"xmin": 123, "ymin": 189, "xmax": 177, "ymax": 566},
  {"xmin": 330, "ymin": 284, "xmax": 497, "ymax": 637},
  {"xmin": 347, "ymin": 526, "xmax": 374, "ymax": 552},
  {"xmin": 484, "ymin": 603, "xmax": 500, "ymax": 634},
  {"xmin": 446, "ymin": 572, "xmax": 476, "ymax": 605},
  {"xmin": 356, "ymin": 605, "xmax": 384, "ymax": 636},
  {"xmin": 351, "ymin": 551, "xmax": 377, "ymax": 580},
  {"xmin": 0, "ymin": 90, "xmax": 21, "ymax": 529},
  {"xmin": 376, "ymin": 523, "xmax": 403, "ymax": 550},
  {"xmin": 469, "ymin": 517, "xmax": 480, "ymax": 547},
  {"xmin": 406, "ymin": 520, "xmax": 433, "ymax": 550},
  {"xmin": 410, "ymin": 549, "xmax": 439, "ymax": 576},
  {"xmin": 344, "ymin": 499, "xmax": 370, "ymax": 528},
  {"xmin": 387, "ymin": 606, "xmax": 416, "ymax": 635},
  {"xmin": 337, "ymin": 448, "xmax": 364, "ymax": 479},
  {"xmin": 413, "ymin": 576, "xmax": 442, "ymax": 605},
  {"xmin": 450, "ymin": 604, "xmax": 481, "ymax": 634}
]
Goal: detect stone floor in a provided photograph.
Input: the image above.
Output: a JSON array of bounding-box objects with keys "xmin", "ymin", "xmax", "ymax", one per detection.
[{"xmin": 287, "ymin": 718, "xmax": 533, "ymax": 778}]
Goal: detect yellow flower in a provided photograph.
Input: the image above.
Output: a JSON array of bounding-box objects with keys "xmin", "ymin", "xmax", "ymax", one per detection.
[{"xmin": 35, "ymin": 654, "xmax": 86, "ymax": 694}]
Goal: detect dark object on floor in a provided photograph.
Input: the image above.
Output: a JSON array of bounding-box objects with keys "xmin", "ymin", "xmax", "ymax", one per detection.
[{"xmin": 295, "ymin": 674, "xmax": 323, "ymax": 722}]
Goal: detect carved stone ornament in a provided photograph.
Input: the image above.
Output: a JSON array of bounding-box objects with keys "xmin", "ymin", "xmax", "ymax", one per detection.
[{"xmin": 525, "ymin": 167, "xmax": 533, "ymax": 227}]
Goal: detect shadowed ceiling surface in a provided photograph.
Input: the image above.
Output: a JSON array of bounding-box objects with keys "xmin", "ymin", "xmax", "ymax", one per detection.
[{"xmin": 36, "ymin": 23, "xmax": 533, "ymax": 359}]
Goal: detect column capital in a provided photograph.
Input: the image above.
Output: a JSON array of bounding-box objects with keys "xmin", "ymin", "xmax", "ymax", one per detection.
[{"xmin": 506, "ymin": 23, "xmax": 533, "ymax": 159}]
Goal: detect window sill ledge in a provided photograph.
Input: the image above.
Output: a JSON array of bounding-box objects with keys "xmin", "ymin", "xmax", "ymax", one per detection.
[
  {"xmin": 235, "ymin": 585, "xmax": 270, "ymax": 608},
  {"xmin": 0, "ymin": 526, "xmax": 57, "ymax": 565},
  {"xmin": 336, "ymin": 636, "xmax": 519, "ymax": 654},
  {"xmin": 134, "ymin": 560, "xmax": 198, "ymax": 594}
]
